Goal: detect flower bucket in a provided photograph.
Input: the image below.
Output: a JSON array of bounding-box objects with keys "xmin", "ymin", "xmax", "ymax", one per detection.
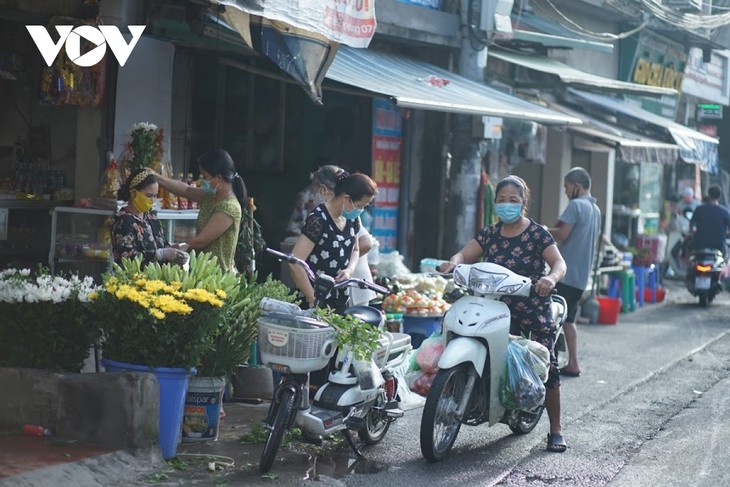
[
  {"xmin": 182, "ymin": 376, "xmax": 226, "ymax": 442},
  {"xmin": 101, "ymin": 358, "xmax": 196, "ymax": 459}
]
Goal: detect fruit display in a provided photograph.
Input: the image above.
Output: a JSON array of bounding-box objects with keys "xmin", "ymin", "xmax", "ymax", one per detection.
[
  {"xmin": 382, "ymin": 289, "xmax": 450, "ymax": 317},
  {"xmin": 391, "ymin": 273, "xmax": 448, "ymax": 295}
]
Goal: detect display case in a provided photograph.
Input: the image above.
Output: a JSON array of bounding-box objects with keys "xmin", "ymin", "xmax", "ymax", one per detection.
[
  {"xmin": 49, "ymin": 207, "xmax": 199, "ymax": 280},
  {"xmin": 0, "ymin": 200, "xmax": 65, "ymax": 271}
]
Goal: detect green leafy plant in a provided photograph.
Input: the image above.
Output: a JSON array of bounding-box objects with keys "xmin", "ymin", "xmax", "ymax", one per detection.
[
  {"xmin": 196, "ymin": 273, "xmax": 297, "ymax": 378},
  {"xmin": 0, "ymin": 267, "xmax": 101, "ymax": 371},
  {"xmin": 311, "ymin": 308, "xmax": 382, "ymax": 362}
]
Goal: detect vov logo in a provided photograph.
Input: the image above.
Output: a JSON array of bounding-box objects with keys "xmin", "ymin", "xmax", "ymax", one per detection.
[{"xmin": 26, "ymin": 25, "xmax": 146, "ymax": 67}]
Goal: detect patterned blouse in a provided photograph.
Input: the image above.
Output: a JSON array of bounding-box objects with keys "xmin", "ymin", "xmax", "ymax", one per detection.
[
  {"xmin": 196, "ymin": 196, "xmax": 241, "ymax": 273},
  {"xmin": 475, "ymin": 220, "xmax": 556, "ymax": 336},
  {"xmin": 302, "ymin": 203, "xmax": 360, "ymax": 308},
  {"xmin": 111, "ymin": 211, "xmax": 168, "ymax": 265}
]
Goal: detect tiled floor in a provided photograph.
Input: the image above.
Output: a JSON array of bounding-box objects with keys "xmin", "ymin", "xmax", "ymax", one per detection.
[{"xmin": 0, "ymin": 435, "xmax": 113, "ymax": 479}]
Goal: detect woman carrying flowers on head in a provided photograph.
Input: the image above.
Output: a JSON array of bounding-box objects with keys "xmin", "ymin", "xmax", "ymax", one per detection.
[
  {"xmin": 111, "ymin": 168, "xmax": 189, "ymax": 266},
  {"xmin": 154, "ymin": 149, "xmax": 246, "ymax": 273}
]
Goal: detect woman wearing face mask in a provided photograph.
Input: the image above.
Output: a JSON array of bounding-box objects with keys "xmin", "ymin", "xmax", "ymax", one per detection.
[
  {"xmin": 290, "ymin": 169, "xmax": 378, "ymax": 312},
  {"xmin": 437, "ymin": 175, "xmax": 568, "ymax": 453},
  {"xmin": 111, "ymin": 168, "xmax": 189, "ymax": 265},
  {"xmin": 154, "ymin": 149, "xmax": 247, "ymax": 273},
  {"xmin": 310, "ymin": 165, "xmax": 377, "ymax": 306}
]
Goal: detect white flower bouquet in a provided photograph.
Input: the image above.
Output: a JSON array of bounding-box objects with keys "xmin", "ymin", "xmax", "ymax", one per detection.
[{"xmin": 0, "ymin": 268, "xmax": 102, "ymax": 372}]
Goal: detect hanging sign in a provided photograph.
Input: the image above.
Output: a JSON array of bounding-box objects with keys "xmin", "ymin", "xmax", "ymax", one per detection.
[{"xmin": 371, "ymin": 99, "xmax": 402, "ymax": 253}]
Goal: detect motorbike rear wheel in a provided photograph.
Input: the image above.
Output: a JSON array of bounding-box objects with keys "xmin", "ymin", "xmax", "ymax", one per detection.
[
  {"xmin": 420, "ymin": 364, "xmax": 468, "ymax": 462},
  {"xmin": 259, "ymin": 387, "xmax": 297, "ymax": 473},
  {"xmin": 358, "ymin": 390, "xmax": 392, "ymax": 445},
  {"xmin": 699, "ymin": 294, "xmax": 708, "ymax": 307},
  {"xmin": 506, "ymin": 406, "xmax": 544, "ymax": 435}
]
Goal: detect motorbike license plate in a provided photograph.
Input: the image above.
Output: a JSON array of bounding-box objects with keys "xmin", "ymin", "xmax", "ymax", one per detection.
[{"xmin": 695, "ymin": 277, "xmax": 711, "ymax": 290}]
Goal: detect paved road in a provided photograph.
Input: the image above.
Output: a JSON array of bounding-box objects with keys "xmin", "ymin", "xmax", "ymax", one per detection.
[{"xmin": 242, "ymin": 280, "xmax": 730, "ymax": 487}]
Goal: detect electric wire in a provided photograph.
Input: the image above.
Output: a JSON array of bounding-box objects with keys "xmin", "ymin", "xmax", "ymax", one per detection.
[{"xmin": 537, "ymin": 0, "xmax": 649, "ymax": 40}]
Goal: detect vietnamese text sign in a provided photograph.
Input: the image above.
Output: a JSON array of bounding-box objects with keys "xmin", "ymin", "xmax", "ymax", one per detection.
[{"xmin": 371, "ymin": 99, "xmax": 402, "ymax": 252}]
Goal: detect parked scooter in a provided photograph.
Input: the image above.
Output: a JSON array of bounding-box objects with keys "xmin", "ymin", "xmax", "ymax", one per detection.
[
  {"xmin": 685, "ymin": 248, "xmax": 725, "ymax": 306},
  {"xmin": 419, "ymin": 262, "xmax": 566, "ymax": 462},
  {"xmin": 258, "ymin": 248, "xmax": 412, "ymax": 472}
]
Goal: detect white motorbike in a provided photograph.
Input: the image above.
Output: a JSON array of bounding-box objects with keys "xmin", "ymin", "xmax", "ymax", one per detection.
[
  {"xmin": 420, "ymin": 262, "xmax": 567, "ymax": 462},
  {"xmin": 258, "ymin": 248, "xmax": 412, "ymax": 472}
]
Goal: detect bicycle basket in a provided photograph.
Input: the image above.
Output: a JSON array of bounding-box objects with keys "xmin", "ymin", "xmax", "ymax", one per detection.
[{"xmin": 258, "ymin": 312, "xmax": 337, "ymax": 373}]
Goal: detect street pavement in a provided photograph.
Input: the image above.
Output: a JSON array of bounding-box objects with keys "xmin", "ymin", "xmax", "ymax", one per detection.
[{"xmin": 4, "ymin": 277, "xmax": 730, "ymax": 486}]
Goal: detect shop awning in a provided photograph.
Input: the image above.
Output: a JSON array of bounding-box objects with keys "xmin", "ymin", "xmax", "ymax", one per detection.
[
  {"xmin": 548, "ymin": 102, "xmax": 679, "ymax": 165},
  {"xmin": 325, "ymin": 46, "xmax": 582, "ymax": 125},
  {"xmin": 488, "ymin": 49, "xmax": 677, "ymax": 97},
  {"xmin": 568, "ymin": 89, "xmax": 719, "ymax": 172}
]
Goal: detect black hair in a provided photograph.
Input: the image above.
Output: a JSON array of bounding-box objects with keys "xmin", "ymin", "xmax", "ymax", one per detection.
[
  {"xmin": 118, "ymin": 168, "xmax": 157, "ymax": 202},
  {"xmin": 198, "ymin": 149, "xmax": 247, "ymax": 208},
  {"xmin": 708, "ymin": 185, "xmax": 721, "ymax": 200},
  {"xmin": 495, "ymin": 175, "xmax": 531, "ymax": 210},
  {"xmin": 333, "ymin": 171, "xmax": 377, "ymax": 202},
  {"xmin": 565, "ymin": 167, "xmax": 591, "ymax": 190}
]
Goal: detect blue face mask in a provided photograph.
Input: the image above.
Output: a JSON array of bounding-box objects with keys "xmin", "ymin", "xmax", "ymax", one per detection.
[
  {"xmin": 342, "ymin": 198, "xmax": 364, "ymax": 220},
  {"xmin": 201, "ymin": 178, "xmax": 217, "ymax": 196},
  {"xmin": 494, "ymin": 203, "xmax": 522, "ymax": 223}
]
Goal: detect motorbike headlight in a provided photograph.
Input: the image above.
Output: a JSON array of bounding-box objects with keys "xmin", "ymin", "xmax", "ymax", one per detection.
[
  {"xmin": 468, "ymin": 267, "xmax": 507, "ymax": 294},
  {"xmin": 497, "ymin": 283, "xmax": 524, "ymax": 294}
]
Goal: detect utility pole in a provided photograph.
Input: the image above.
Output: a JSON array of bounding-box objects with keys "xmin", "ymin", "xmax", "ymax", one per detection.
[{"xmin": 442, "ymin": 0, "xmax": 487, "ymax": 257}]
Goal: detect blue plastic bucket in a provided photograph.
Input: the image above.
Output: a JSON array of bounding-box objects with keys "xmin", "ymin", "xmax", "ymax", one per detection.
[
  {"xmin": 402, "ymin": 316, "xmax": 442, "ymax": 348},
  {"xmin": 102, "ymin": 358, "xmax": 196, "ymax": 459}
]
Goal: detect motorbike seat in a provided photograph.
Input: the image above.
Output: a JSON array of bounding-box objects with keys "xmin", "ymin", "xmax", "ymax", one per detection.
[
  {"xmin": 691, "ymin": 248, "xmax": 723, "ymax": 259},
  {"xmin": 343, "ymin": 305, "xmax": 383, "ymax": 328}
]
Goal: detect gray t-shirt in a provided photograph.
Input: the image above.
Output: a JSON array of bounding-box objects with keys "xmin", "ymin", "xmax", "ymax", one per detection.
[{"xmin": 557, "ymin": 195, "xmax": 601, "ymax": 290}]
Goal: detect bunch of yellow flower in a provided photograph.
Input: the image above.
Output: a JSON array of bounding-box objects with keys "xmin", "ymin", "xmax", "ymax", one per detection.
[{"xmin": 94, "ymin": 272, "xmax": 230, "ymax": 368}]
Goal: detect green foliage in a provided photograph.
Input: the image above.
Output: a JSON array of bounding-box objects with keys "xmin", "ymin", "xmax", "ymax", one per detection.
[
  {"xmin": 311, "ymin": 308, "xmax": 382, "ymax": 362},
  {"xmin": 196, "ymin": 273, "xmax": 297, "ymax": 378}
]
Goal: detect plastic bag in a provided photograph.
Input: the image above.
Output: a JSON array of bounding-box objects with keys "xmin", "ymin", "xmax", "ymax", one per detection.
[
  {"xmin": 406, "ymin": 370, "xmax": 436, "ymax": 397},
  {"xmin": 499, "ymin": 339, "xmax": 546, "ymax": 410},
  {"xmin": 524, "ymin": 339, "xmax": 550, "ymax": 382},
  {"xmin": 415, "ymin": 334, "xmax": 445, "ymax": 374}
]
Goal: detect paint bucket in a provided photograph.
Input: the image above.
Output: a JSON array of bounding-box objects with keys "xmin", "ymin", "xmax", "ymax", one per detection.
[{"xmin": 182, "ymin": 376, "xmax": 226, "ymax": 442}]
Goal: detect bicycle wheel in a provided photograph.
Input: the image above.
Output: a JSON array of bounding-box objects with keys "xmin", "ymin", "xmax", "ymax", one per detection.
[{"xmin": 259, "ymin": 387, "xmax": 297, "ymax": 473}]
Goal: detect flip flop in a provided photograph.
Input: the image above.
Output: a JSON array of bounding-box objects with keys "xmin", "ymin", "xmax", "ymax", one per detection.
[
  {"xmin": 547, "ymin": 433, "xmax": 567, "ymax": 453},
  {"xmin": 559, "ymin": 368, "xmax": 581, "ymax": 377}
]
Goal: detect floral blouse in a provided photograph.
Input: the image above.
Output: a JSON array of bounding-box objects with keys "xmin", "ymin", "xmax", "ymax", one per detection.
[
  {"xmin": 302, "ymin": 203, "xmax": 360, "ymax": 307},
  {"xmin": 475, "ymin": 220, "xmax": 556, "ymax": 336},
  {"xmin": 111, "ymin": 211, "xmax": 168, "ymax": 265}
]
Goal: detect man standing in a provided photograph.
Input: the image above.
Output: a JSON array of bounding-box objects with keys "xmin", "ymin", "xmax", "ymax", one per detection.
[
  {"xmin": 690, "ymin": 185, "xmax": 730, "ymax": 257},
  {"xmin": 548, "ymin": 167, "xmax": 601, "ymax": 377}
]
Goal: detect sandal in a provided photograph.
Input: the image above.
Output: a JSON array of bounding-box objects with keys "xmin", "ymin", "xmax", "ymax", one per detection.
[{"xmin": 546, "ymin": 433, "xmax": 567, "ymax": 453}]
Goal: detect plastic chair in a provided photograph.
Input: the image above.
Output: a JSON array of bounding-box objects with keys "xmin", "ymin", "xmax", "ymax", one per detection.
[
  {"xmin": 607, "ymin": 268, "xmax": 636, "ymax": 313},
  {"xmin": 632, "ymin": 264, "xmax": 657, "ymax": 306}
]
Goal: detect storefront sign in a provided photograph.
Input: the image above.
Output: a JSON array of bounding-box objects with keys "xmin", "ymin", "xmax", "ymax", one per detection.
[
  {"xmin": 396, "ymin": 0, "xmax": 442, "ymax": 9},
  {"xmin": 682, "ymin": 48, "xmax": 730, "ymax": 106},
  {"xmin": 624, "ymin": 32, "xmax": 686, "ymax": 118},
  {"xmin": 696, "ymin": 103, "xmax": 723, "ymax": 122},
  {"xmin": 26, "ymin": 25, "xmax": 146, "ymax": 67},
  {"xmin": 371, "ymin": 99, "xmax": 403, "ymax": 253}
]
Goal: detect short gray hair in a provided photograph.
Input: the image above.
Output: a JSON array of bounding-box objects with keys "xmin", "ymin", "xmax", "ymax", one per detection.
[{"xmin": 565, "ymin": 167, "xmax": 591, "ymax": 190}]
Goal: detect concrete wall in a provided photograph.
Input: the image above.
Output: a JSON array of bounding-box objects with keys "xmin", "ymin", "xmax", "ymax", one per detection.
[{"xmin": 0, "ymin": 368, "xmax": 159, "ymax": 450}]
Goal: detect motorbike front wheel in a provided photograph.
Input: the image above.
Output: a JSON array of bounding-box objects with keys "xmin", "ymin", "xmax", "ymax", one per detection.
[
  {"xmin": 358, "ymin": 390, "xmax": 392, "ymax": 445},
  {"xmin": 420, "ymin": 365, "xmax": 468, "ymax": 462},
  {"xmin": 259, "ymin": 387, "xmax": 297, "ymax": 473}
]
